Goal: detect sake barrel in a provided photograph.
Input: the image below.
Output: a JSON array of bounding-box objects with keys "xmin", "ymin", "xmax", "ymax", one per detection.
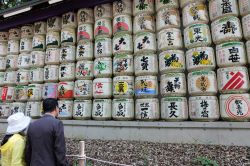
[
  {"xmin": 242, "ymin": 14, "xmax": 250, "ymax": 40},
  {"xmin": 8, "ymin": 28, "xmax": 21, "ymax": 40},
  {"xmin": 94, "ymin": 57, "xmax": 112, "ymax": 78},
  {"xmin": 0, "ymin": 56, "xmax": 6, "ymax": 71},
  {"xmin": 133, "ymin": 13, "xmax": 155, "ymax": 34},
  {"xmin": 45, "ymin": 48, "xmax": 60, "ymax": 65},
  {"xmin": 32, "ymin": 35, "xmax": 46, "ymax": 51},
  {"xmin": 135, "ymin": 75, "xmax": 158, "ymax": 98},
  {"xmin": 211, "ymin": 16, "xmax": 242, "ymax": 45},
  {"xmin": 189, "ymin": 96, "xmax": 220, "ymax": 121},
  {"xmin": 209, "ymin": 0, "xmax": 239, "ymax": 21},
  {"xmin": 134, "ymin": 32, "xmax": 156, "ymax": 54},
  {"xmin": 94, "ymin": 18, "xmax": 112, "ymax": 38},
  {"xmin": 184, "ymin": 24, "xmax": 212, "ymax": 49},
  {"xmin": 157, "ymin": 28, "xmax": 183, "ymax": 51},
  {"xmin": 27, "ymin": 84, "xmax": 43, "ymax": 101},
  {"xmin": 74, "ymin": 80, "xmax": 93, "ymax": 99},
  {"xmin": 47, "ymin": 16, "xmax": 61, "ymax": 31},
  {"xmin": 59, "ymin": 63, "xmax": 75, "ymax": 81},
  {"xmin": 46, "ymin": 31, "xmax": 60, "ymax": 48},
  {"xmin": 188, "ymin": 70, "xmax": 218, "ymax": 96},
  {"xmin": 113, "ymin": 34, "xmax": 133, "ymax": 55},
  {"xmin": 0, "ymin": 72, "xmax": 5, "ymax": 86},
  {"xmin": 113, "ymin": 76, "xmax": 134, "ymax": 98},
  {"xmin": 73, "ymin": 100, "xmax": 92, "ymax": 120},
  {"xmin": 220, "ymin": 93, "xmax": 250, "ymax": 121},
  {"xmin": 58, "ymin": 100, "xmax": 73, "ymax": 119},
  {"xmin": 94, "ymin": 3, "xmax": 112, "ymax": 20},
  {"xmin": 134, "ymin": 54, "xmax": 158, "ymax": 76},
  {"xmin": 10, "ymin": 102, "xmax": 26, "ymax": 115},
  {"xmin": 94, "ymin": 37, "xmax": 112, "ymax": 58},
  {"xmin": 29, "ymin": 68, "xmax": 44, "ymax": 83},
  {"xmin": 0, "ymin": 42, "xmax": 7, "ymax": 56},
  {"xmin": 16, "ymin": 69, "xmax": 29, "ymax": 85},
  {"xmin": 43, "ymin": 65, "xmax": 59, "ymax": 82},
  {"xmin": 2, "ymin": 86, "xmax": 15, "ymax": 102},
  {"xmin": 25, "ymin": 101, "xmax": 41, "ymax": 118},
  {"xmin": 42, "ymin": 83, "xmax": 58, "ymax": 99},
  {"xmin": 61, "ymin": 27, "xmax": 76, "ymax": 46},
  {"xmin": 133, "ymin": 0, "xmax": 155, "ymax": 16},
  {"xmin": 30, "ymin": 51, "xmax": 45, "ymax": 67},
  {"xmin": 76, "ymin": 40, "xmax": 93, "ymax": 60},
  {"xmin": 75, "ymin": 60, "xmax": 94, "ymax": 80},
  {"xmin": 77, "ymin": 23, "xmax": 93, "ymax": 41},
  {"xmin": 112, "ymin": 98, "xmax": 134, "ymax": 120},
  {"xmin": 58, "ymin": 82, "xmax": 74, "ymax": 99},
  {"xmin": 19, "ymin": 38, "xmax": 32, "ymax": 53},
  {"xmin": 62, "ymin": 12, "xmax": 77, "ymax": 28},
  {"xmin": 217, "ymin": 66, "xmax": 250, "ymax": 93},
  {"xmin": 113, "ymin": 14, "xmax": 132, "ymax": 35},
  {"xmin": 186, "ymin": 47, "xmax": 216, "ymax": 71},
  {"xmin": 0, "ymin": 103, "xmax": 11, "ymax": 118},
  {"xmin": 113, "ymin": 54, "xmax": 134, "ymax": 76},
  {"xmin": 60, "ymin": 45, "xmax": 76, "ymax": 63},
  {"xmin": 156, "ymin": 8, "xmax": 180, "ymax": 31},
  {"xmin": 18, "ymin": 53, "xmax": 30, "ymax": 69},
  {"xmin": 7, "ymin": 39, "xmax": 20, "ymax": 54},
  {"xmin": 155, "ymin": 0, "xmax": 179, "ymax": 11},
  {"xmin": 159, "ymin": 50, "xmax": 185, "ymax": 74},
  {"xmin": 6, "ymin": 54, "xmax": 18, "ymax": 70},
  {"xmin": 0, "ymin": 32, "xmax": 9, "ymax": 42},
  {"xmin": 160, "ymin": 73, "xmax": 187, "ymax": 97},
  {"xmin": 14, "ymin": 85, "xmax": 28, "ymax": 101},
  {"xmin": 21, "ymin": 25, "xmax": 33, "ymax": 38},
  {"xmin": 135, "ymin": 98, "xmax": 159, "ymax": 121},
  {"xmin": 94, "ymin": 19, "xmax": 112, "ymax": 38},
  {"xmin": 34, "ymin": 21, "xmax": 47, "ymax": 35},
  {"xmin": 216, "ymin": 42, "xmax": 247, "ymax": 67},
  {"xmin": 92, "ymin": 99, "xmax": 112, "ymax": 120},
  {"xmin": 239, "ymin": 0, "xmax": 250, "ymax": 16},
  {"xmin": 113, "ymin": 0, "xmax": 132, "ymax": 16},
  {"xmin": 182, "ymin": 2, "xmax": 209, "ymax": 28},
  {"xmin": 77, "ymin": 8, "xmax": 94, "ymax": 24},
  {"xmin": 180, "ymin": 0, "xmax": 205, "ymax": 8},
  {"xmin": 161, "ymin": 97, "xmax": 188, "ymax": 121},
  {"xmin": 93, "ymin": 78, "xmax": 112, "ymax": 98},
  {"xmin": 3, "ymin": 70, "xmax": 16, "ymax": 85}
]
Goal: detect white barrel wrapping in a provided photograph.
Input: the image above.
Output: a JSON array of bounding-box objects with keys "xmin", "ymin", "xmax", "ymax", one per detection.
[
  {"xmin": 73, "ymin": 100, "xmax": 92, "ymax": 119},
  {"xmin": 135, "ymin": 98, "xmax": 160, "ymax": 120},
  {"xmin": 160, "ymin": 73, "xmax": 187, "ymax": 97},
  {"xmin": 112, "ymin": 98, "xmax": 134, "ymax": 120},
  {"xmin": 161, "ymin": 97, "xmax": 188, "ymax": 121},
  {"xmin": 113, "ymin": 54, "xmax": 134, "ymax": 76},
  {"xmin": 189, "ymin": 96, "xmax": 219, "ymax": 121},
  {"xmin": 75, "ymin": 60, "xmax": 94, "ymax": 80},
  {"xmin": 93, "ymin": 78, "xmax": 112, "ymax": 98},
  {"xmin": 92, "ymin": 99, "xmax": 112, "ymax": 120},
  {"xmin": 58, "ymin": 100, "xmax": 73, "ymax": 119},
  {"xmin": 74, "ymin": 80, "xmax": 93, "ymax": 99},
  {"xmin": 159, "ymin": 50, "xmax": 185, "ymax": 74}
]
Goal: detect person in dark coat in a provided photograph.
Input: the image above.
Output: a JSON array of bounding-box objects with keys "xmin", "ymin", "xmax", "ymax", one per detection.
[{"xmin": 25, "ymin": 98, "xmax": 68, "ymax": 166}]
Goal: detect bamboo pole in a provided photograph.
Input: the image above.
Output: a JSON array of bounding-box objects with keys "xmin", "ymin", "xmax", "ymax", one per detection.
[{"xmin": 79, "ymin": 141, "xmax": 85, "ymax": 166}]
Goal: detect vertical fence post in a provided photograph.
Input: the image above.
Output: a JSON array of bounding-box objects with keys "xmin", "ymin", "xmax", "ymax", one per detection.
[{"xmin": 79, "ymin": 141, "xmax": 85, "ymax": 166}]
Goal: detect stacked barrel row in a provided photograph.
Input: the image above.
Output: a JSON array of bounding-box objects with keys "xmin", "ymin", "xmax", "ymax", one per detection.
[
  {"xmin": 0, "ymin": 0, "xmax": 250, "ymax": 121},
  {"xmin": 182, "ymin": 1, "xmax": 219, "ymax": 121},
  {"xmin": 209, "ymin": 0, "xmax": 250, "ymax": 121}
]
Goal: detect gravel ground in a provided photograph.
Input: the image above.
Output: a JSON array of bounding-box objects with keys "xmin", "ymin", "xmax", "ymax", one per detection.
[{"xmin": 66, "ymin": 138, "xmax": 250, "ymax": 166}]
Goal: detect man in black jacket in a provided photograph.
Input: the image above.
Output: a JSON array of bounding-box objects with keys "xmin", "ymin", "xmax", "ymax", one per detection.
[{"xmin": 25, "ymin": 98, "xmax": 68, "ymax": 166}]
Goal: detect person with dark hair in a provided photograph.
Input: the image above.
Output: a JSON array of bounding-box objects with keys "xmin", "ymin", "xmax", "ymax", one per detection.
[
  {"xmin": 0, "ymin": 112, "xmax": 31, "ymax": 166},
  {"xmin": 25, "ymin": 98, "xmax": 68, "ymax": 166}
]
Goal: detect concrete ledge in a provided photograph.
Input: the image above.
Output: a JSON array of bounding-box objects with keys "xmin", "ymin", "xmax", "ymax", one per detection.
[{"xmin": 0, "ymin": 119, "xmax": 250, "ymax": 146}]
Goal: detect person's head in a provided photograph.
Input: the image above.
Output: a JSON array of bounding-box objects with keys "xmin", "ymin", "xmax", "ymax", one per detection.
[
  {"xmin": 43, "ymin": 98, "xmax": 59, "ymax": 117},
  {"xmin": 6, "ymin": 112, "xmax": 31, "ymax": 135}
]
